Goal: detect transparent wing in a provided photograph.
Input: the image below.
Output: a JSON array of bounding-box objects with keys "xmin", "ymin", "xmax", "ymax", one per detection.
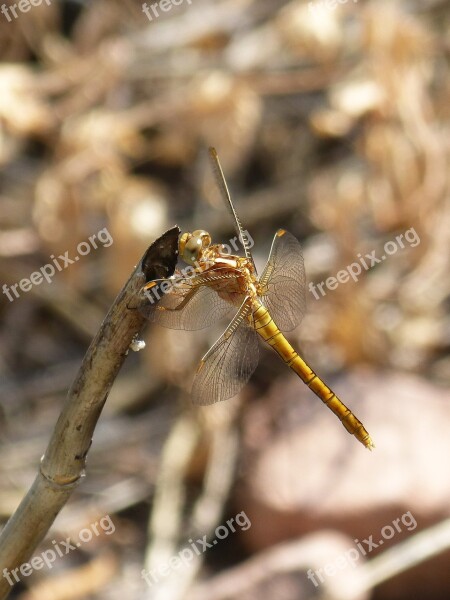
[
  {"xmin": 192, "ymin": 300, "xmax": 259, "ymax": 405},
  {"xmin": 137, "ymin": 273, "xmax": 235, "ymax": 331},
  {"xmin": 259, "ymin": 229, "xmax": 306, "ymax": 332}
]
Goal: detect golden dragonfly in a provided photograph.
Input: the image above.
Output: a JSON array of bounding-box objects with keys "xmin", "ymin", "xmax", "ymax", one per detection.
[{"xmin": 139, "ymin": 148, "xmax": 374, "ymax": 450}]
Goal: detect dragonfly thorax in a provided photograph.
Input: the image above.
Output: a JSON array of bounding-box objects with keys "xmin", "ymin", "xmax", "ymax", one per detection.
[{"xmin": 179, "ymin": 229, "xmax": 259, "ymax": 297}]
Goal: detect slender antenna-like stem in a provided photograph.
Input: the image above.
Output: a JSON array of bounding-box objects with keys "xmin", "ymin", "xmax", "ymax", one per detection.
[
  {"xmin": 0, "ymin": 227, "xmax": 180, "ymax": 600},
  {"xmin": 208, "ymin": 147, "xmax": 256, "ymax": 273}
]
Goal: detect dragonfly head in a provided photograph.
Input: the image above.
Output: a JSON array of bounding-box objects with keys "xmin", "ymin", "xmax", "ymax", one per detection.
[{"xmin": 179, "ymin": 229, "xmax": 212, "ymax": 265}]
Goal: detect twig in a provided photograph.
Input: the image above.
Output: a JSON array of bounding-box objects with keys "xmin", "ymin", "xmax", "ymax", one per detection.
[
  {"xmin": 143, "ymin": 402, "xmax": 240, "ymax": 600},
  {"xmin": 144, "ymin": 414, "xmax": 202, "ymax": 588},
  {"xmin": 0, "ymin": 226, "xmax": 180, "ymax": 599}
]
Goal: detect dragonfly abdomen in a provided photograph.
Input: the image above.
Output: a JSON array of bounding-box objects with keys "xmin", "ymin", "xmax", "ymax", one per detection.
[{"xmin": 252, "ymin": 302, "xmax": 374, "ymax": 450}]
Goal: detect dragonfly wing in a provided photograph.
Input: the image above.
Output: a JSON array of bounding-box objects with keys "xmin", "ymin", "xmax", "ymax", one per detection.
[
  {"xmin": 259, "ymin": 229, "xmax": 306, "ymax": 332},
  {"xmin": 192, "ymin": 300, "xmax": 259, "ymax": 405},
  {"xmin": 137, "ymin": 275, "xmax": 235, "ymax": 331}
]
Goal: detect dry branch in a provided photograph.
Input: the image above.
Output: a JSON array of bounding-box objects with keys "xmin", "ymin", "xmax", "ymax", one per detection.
[{"xmin": 0, "ymin": 226, "xmax": 180, "ymax": 599}]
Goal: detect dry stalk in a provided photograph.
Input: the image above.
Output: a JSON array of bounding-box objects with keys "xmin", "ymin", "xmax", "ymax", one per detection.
[{"xmin": 0, "ymin": 226, "xmax": 180, "ymax": 599}]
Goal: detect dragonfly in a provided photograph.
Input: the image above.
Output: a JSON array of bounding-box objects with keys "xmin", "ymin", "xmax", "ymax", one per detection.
[{"xmin": 138, "ymin": 148, "xmax": 374, "ymax": 450}]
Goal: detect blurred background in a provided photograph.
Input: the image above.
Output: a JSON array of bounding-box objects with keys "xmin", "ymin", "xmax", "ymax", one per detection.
[{"xmin": 1, "ymin": 0, "xmax": 449, "ymax": 599}]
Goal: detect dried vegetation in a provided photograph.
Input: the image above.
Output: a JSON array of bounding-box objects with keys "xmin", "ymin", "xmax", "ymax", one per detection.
[{"xmin": 0, "ymin": 1, "xmax": 449, "ymax": 599}]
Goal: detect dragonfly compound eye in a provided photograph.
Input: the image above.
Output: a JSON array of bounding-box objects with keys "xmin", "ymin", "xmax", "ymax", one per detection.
[
  {"xmin": 181, "ymin": 235, "xmax": 204, "ymax": 265},
  {"xmin": 179, "ymin": 230, "xmax": 212, "ymax": 265},
  {"xmin": 192, "ymin": 230, "xmax": 212, "ymax": 248},
  {"xmin": 183, "ymin": 237, "xmax": 203, "ymax": 265}
]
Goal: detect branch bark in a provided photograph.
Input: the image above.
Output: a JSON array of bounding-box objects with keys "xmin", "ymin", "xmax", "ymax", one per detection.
[{"xmin": 0, "ymin": 226, "xmax": 180, "ymax": 599}]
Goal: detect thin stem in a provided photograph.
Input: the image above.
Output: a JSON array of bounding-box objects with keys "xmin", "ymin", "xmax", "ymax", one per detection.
[{"xmin": 0, "ymin": 227, "xmax": 180, "ymax": 599}]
